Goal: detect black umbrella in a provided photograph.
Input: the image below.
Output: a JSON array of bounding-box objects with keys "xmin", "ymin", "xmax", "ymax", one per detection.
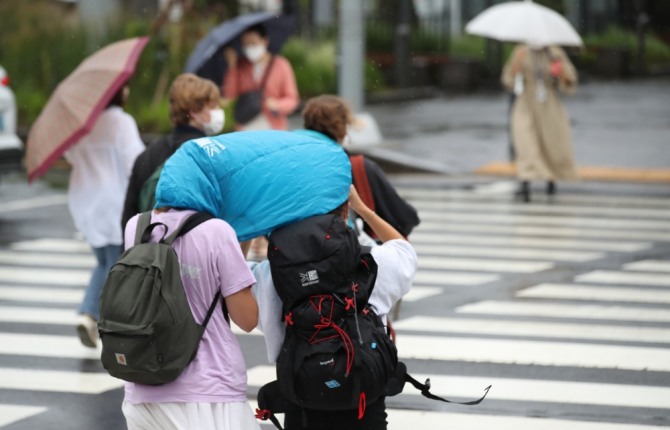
[{"xmin": 184, "ymin": 12, "xmax": 297, "ymax": 86}]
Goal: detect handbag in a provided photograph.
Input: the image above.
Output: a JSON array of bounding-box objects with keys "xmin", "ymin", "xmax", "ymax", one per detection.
[{"xmin": 234, "ymin": 56, "xmax": 276, "ymax": 125}]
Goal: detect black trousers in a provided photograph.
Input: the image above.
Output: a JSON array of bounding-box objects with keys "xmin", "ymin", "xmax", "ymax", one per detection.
[{"xmin": 283, "ymin": 398, "xmax": 387, "ymax": 430}]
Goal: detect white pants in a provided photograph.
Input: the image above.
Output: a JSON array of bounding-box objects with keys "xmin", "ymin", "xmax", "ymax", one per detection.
[{"xmin": 122, "ymin": 401, "xmax": 261, "ymax": 430}]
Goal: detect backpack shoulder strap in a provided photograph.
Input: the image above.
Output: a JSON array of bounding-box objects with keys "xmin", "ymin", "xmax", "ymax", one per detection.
[
  {"xmin": 134, "ymin": 212, "xmax": 153, "ymax": 245},
  {"xmin": 164, "ymin": 212, "xmax": 214, "ymax": 245},
  {"xmin": 350, "ymin": 155, "xmax": 375, "ymax": 212},
  {"xmin": 259, "ymin": 55, "xmax": 276, "ymax": 91}
]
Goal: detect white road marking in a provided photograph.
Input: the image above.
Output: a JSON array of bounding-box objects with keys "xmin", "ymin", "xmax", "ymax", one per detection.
[
  {"xmin": 457, "ymin": 300, "xmax": 670, "ymax": 323},
  {"xmin": 0, "ymin": 333, "xmax": 101, "ymax": 359},
  {"xmin": 518, "ymin": 283, "xmax": 670, "ymax": 304},
  {"xmin": 401, "ymin": 286, "xmax": 443, "ymax": 302},
  {"xmin": 0, "ymin": 368, "xmax": 122, "ymax": 394},
  {"xmin": 393, "ymin": 316, "xmax": 670, "ymax": 343},
  {"xmin": 414, "ymin": 222, "xmax": 670, "ymax": 241},
  {"xmin": 624, "ymin": 260, "xmax": 670, "ymax": 273},
  {"xmin": 385, "ymin": 408, "xmax": 664, "ymax": 430},
  {"xmin": 0, "ymin": 405, "xmax": 48, "ymax": 427},
  {"xmin": 0, "ymin": 287, "xmax": 82, "ymax": 304},
  {"xmin": 0, "ymin": 195, "xmax": 68, "ymax": 214},
  {"xmin": 0, "ymin": 267, "xmax": 89, "ymax": 286},
  {"xmin": 396, "ymin": 335, "xmax": 670, "ymax": 371},
  {"xmin": 9, "ymin": 238, "xmax": 91, "ymax": 254},
  {"xmin": 419, "ymin": 256, "xmax": 553, "ymax": 273},
  {"xmin": 415, "ymin": 244, "xmax": 604, "ymax": 262},
  {"xmin": 0, "ymin": 250, "xmax": 95, "ymax": 268},
  {"xmin": 576, "ymin": 270, "xmax": 670, "ymax": 287},
  {"xmin": 413, "ymin": 271, "xmax": 499, "ymax": 286},
  {"xmin": 409, "ymin": 233, "xmax": 650, "ymax": 252}
]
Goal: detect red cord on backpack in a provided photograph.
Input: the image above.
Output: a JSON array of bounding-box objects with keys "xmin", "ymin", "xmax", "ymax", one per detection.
[
  {"xmin": 313, "ymin": 317, "xmax": 355, "ymax": 375},
  {"xmin": 358, "ymin": 392, "xmax": 367, "ymax": 420}
]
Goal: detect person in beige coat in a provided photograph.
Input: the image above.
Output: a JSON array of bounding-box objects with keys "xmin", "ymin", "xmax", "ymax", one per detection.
[{"xmin": 501, "ymin": 44, "xmax": 578, "ymax": 202}]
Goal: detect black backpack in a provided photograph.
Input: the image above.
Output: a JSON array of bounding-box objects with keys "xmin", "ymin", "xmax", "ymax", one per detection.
[{"xmin": 255, "ymin": 214, "xmax": 490, "ymax": 429}]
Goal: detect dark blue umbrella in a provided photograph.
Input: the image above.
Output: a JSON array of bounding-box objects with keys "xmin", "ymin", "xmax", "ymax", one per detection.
[{"xmin": 185, "ymin": 12, "xmax": 296, "ymax": 86}]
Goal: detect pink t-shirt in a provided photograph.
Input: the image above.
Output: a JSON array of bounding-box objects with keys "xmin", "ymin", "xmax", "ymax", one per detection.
[{"xmin": 123, "ymin": 210, "xmax": 256, "ymax": 404}]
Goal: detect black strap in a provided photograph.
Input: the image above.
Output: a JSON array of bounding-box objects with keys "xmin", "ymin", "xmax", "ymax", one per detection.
[
  {"xmin": 405, "ymin": 373, "xmax": 491, "ymax": 406},
  {"xmin": 202, "ymin": 290, "xmax": 222, "ymax": 327},
  {"xmin": 258, "ymin": 55, "xmax": 276, "ymax": 92},
  {"xmin": 164, "ymin": 212, "xmax": 213, "ymax": 245},
  {"xmin": 134, "ymin": 212, "xmax": 153, "ymax": 245}
]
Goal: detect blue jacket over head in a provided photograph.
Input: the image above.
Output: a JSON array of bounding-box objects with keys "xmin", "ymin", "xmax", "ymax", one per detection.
[{"xmin": 155, "ymin": 130, "xmax": 351, "ymax": 241}]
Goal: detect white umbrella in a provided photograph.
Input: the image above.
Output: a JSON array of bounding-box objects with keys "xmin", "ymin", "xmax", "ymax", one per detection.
[{"xmin": 465, "ymin": 0, "xmax": 583, "ymax": 47}]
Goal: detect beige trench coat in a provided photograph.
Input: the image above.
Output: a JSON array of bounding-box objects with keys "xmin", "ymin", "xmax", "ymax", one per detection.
[{"xmin": 501, "ymin": 45, "xmax": 579, "ymax": 181}]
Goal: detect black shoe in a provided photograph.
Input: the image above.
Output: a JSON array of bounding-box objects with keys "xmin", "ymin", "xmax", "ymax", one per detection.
[
  {"xmin": 547, "ymin": 181, "xmax": 556, "ymax": 195},
  {"xmin": 515, "ymin": 181, "xmax": 530, "ymax": 203}
]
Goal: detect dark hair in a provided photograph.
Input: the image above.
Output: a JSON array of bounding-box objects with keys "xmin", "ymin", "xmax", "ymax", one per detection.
[
  {"xmin": 243, "ymin": 23, "xmax": 268, "ymax": 39},
  {"xmin": 107, "ymin": 84, "xmax": 128, "ymax": 108}
]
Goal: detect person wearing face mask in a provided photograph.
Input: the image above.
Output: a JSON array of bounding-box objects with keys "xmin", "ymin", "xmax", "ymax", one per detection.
[
  {"xmin": 122, "ymin": 73, "xmax": 224, "ymax": 230},
  {"xmin": 299, "ymin": 95, "xmax": 420, "ymax": 241},
  {"xmin": 223, "ymin": 23, "xmax": 299, "ymax": 131}
]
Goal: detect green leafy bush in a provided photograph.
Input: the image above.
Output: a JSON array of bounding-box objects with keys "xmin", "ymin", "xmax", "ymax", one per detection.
[{"xmin": 584, "ymin": 26, "xmax": 670, "ymax": 66}]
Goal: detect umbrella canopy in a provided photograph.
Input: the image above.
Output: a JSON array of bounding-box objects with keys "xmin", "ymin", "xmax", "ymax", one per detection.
[
  {"xmin": 25, "ymin": 37, "xmax": 149, "ymax": 182},
  {"xmin": 465, "ymin": 0, "xmax": 583, "ymax": 47},
  {"xmin": 155, "ymin": 130, "xmax": 351, "ymax": 242},
  {"xmin": 184, "ymin": 12, "xmax": 296, "ymax": 85}
]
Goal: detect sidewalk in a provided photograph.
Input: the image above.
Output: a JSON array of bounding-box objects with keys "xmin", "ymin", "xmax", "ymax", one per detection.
[{"xmin": 340, "ymin": 78, "xmax": 670, "ymax": 183}]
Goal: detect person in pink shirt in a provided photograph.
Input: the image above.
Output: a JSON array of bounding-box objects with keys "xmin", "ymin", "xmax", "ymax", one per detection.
[
  {"xmin": 121, "ymin": 209, "xmax": 260, "ymax": 430},
  {"xmin": 223, "ymin": 23, "xmax": 299, "ymax": 131}
]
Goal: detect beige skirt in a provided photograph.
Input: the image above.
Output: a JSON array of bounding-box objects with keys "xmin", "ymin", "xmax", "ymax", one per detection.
[{"xmin": 122, "ymin": 401, "xmax": 261, "ymax": 430}]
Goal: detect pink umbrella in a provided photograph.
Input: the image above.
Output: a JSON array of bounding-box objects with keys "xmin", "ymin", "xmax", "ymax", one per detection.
[{"xmin": 25, "ymin": 36, "xmax": 149, "ymax": 182}]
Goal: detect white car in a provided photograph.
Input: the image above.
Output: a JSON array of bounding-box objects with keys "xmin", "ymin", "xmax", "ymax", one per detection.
[{"xmin": 0, "ymin": 65, "xmax": 23, "ymax": 175}]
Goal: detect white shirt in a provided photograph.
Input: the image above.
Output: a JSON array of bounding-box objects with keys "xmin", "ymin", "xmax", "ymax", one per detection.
[
  {"xmin": 251, "ymin": 239, "xmax": 418, "ymax": 363},
  {"xmin": 64, "ymin": 106, "xmax": 144, "ymax": 247}
]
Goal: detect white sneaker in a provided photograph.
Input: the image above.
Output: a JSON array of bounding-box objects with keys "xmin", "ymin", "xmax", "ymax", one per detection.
[{"xmin": 76, "ymin": 314, "xmax": 98, "ymax": 348}]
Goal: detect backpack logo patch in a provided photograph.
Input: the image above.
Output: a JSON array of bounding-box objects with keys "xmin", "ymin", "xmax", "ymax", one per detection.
[
  {"xmin": 115, "ymin": 353, "xmax": 127, "ymax": 366},
  {"xmin": 300, "ymin": 270, "xmax": 319, "ymax": 287},
  {"xmin": 324, "ymin": 380, "xmax": 341, "ymax": 389}
]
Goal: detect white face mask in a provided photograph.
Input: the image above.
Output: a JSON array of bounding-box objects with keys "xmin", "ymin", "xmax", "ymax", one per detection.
[
  {"xmin": 202, "ymin": 108, "xmax": 225, "ymax": 136},
  {"xmin": 244, "ymin": 44, "xmax": 267, "ymax": 63}
]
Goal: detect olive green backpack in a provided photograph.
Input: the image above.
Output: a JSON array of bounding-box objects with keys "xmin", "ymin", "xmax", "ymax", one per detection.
[{"xmin": 98, "ymin": 211, "xmax": 222, "ymax": 385}]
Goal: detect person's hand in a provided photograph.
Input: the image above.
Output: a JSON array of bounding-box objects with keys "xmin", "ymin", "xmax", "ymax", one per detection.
[
  {"xmin": 549, "ymin": 59, "xmax": 563, "ymax": 78},
  {"xmin": 265, "ymin": 97, "xmax": 279, "ymax": 112},
  {"xmin": 348, "ymin": 185, "xmax": 369, "ymax": 216},
  {"xmin": 224, "ymin": 47, "xmax": 238, "ymax": 67}
]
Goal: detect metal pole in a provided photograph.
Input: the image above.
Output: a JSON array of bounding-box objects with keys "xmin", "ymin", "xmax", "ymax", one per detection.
[
  {"xmin": 338, "ymin": 0, "xmax": 365, "ymax": 112},
  {"xmin": 394, "ymin": 0, "xmax": 412, "ymax": 88}
]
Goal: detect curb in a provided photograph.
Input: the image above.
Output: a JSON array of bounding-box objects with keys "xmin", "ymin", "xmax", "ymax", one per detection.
[{"xmin": 475, "ymin": 162, "xmax": 670, "ymax": 183}]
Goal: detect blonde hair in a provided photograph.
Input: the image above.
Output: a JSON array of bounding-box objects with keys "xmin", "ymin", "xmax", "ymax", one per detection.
[
  {"xmin": 302, "ymin": 95, "xmax": 355, "ymax": 142},
  {"xmin": 169, "ymin": 73, "xmax": 220, "ymax": 126}
]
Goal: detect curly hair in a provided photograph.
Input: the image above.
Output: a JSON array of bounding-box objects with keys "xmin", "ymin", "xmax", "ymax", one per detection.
[
  {"xmin": 168, "ymin": 73, "xmax": 220, "ymax": 126},
  {"xmin": 302, "ymin": 95, "xmax": 355, "ymax": 142}
]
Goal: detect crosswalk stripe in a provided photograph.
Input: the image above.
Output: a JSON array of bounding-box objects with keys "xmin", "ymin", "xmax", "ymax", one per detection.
[
  {"xmin": 410, "ymin": 200, "xmax": 670, "ymax": 219},
  {"xmin": 384, "ymin": 408, "xmax": 662, "ymax": 430},
  {"xmin": 624, "ymin": 260, "xmax": 670, "ymax": 273},
  {"xmin": 0, "ymin": 368, "xmax": 122, "ymax": 394},
  {"xmin": 414, "ymin": 222, "xmax": 670, "ymax": 241},
  {"xmin": 0, "ymin": 287, "xmax": 82, "ymax": 304},
  {"xmin": 247, "ymin": 365, "xmax": 670, "ymax": 409},
  {"xmin": 396, "ymin": 335, "xmax": 670, "ymax": 371},
  {"xmin": 413, "ymin": 271, "xmax": 499, "ymax": 286},
  {"xmin": 419, "ymin": 256, "xmax": 553, "ymax": 273},
  {"xmin": 401, "ymin": 286, "xmax": 443, "ymax": 302},
  {"xmin": 415, "ymin": 244, "xmax": 604, "ymax": 262},
  {"xmin": 0, "ymin": 250, "xmax": 96, "ymax": 268},
  {"xmin": 415, "ymin": 210, "xmax": 670, "ymax": 231},
  {"xmin": 397, "ymin": 187, "xmax": 670, "ymax": 209},
  {"xmin": 392, "ymin": 316, "xmax": 670, "ymax": 343},
  {"xmin": 575, "ymin": 270, "xmax": 670, "ymax": 286},
  {"xmin": 0, "ymin": 267, "xmax": 89, "ymax": 286},
  {"xmin": 0, "ymin": 405, "xmax": 48, "ymax": 427},
  {"xmin": 0, "ymin": 195, "xmax": 68, "ymax": 214},
  {"xmin": 9, "ymin": 238, "xmax": 91, "ymax": 253},
  {"xmin": 457, "ymin": 300, "xmax": 670, "ymax": 323},
  {"xmin": 0, "ymin": 333, "xmax": 101, "ymax": 359},
  {"xmin": 517, "ymin": 283, "xmax": 670, "ymax": 304},
  {"xmin": 409, "ymin": 233, "xmax": 650, "ymax": 252}
]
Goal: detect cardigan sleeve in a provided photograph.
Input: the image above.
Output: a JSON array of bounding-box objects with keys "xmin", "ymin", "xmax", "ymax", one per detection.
[{"xmin": 269, "ymin": 56, "xmax": 300, "ymax": 116}]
